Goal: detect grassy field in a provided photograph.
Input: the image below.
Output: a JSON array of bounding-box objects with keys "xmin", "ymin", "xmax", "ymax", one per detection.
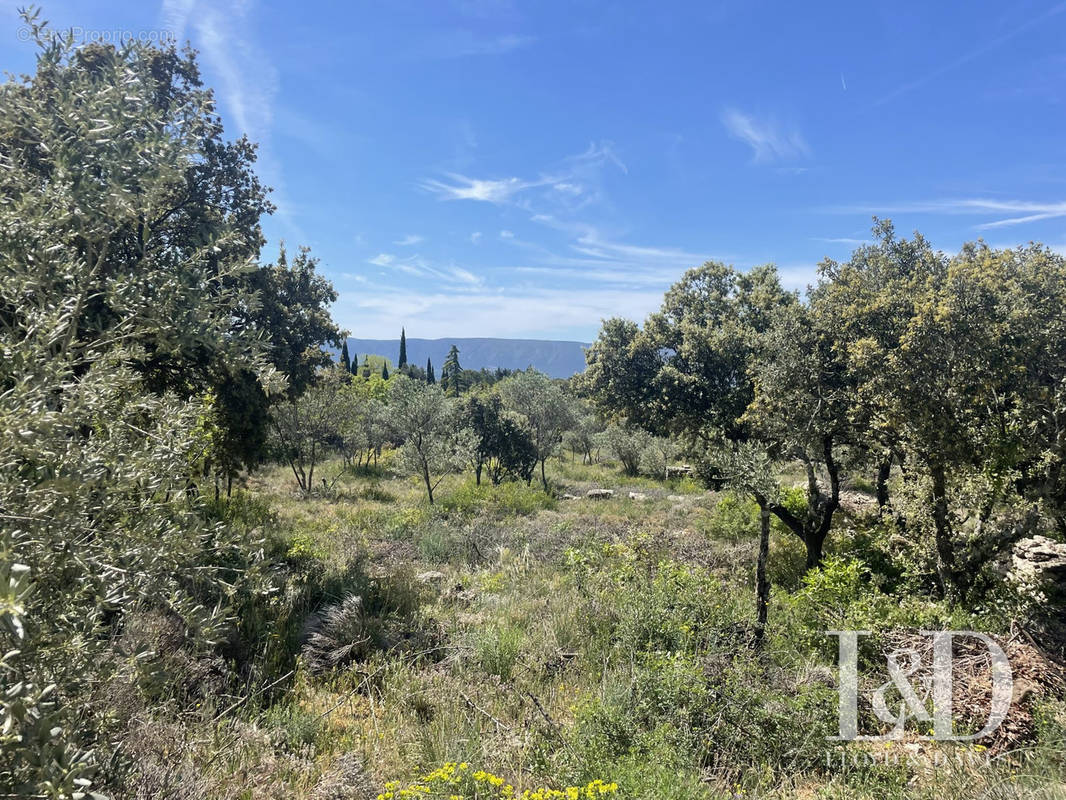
[{"xmin": 128, "ymin": 455, "xmax": 1066, "ymax": 800}]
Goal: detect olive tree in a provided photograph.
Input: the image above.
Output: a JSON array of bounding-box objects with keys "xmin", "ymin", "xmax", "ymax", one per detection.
[
  {"xmin": 0, "ymin": 19, "xmax": 284, "ymax": 794},
  {"xmin": 387, "ymin": 376, "xmax": 472, "ymax": 504},
  {"xmin": 269, "ymin": 367, "xmax": 350, "ymax": 494},
  {"xmin": 597, "ymin": 423, "xmax": 653, "ymax": 476},
  {"xmin": 499, "ymin": 371, "xmax": 576, "ymax": 490}
]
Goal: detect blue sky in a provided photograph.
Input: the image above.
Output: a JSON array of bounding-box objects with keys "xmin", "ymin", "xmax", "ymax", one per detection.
[{"xmin": 4, "ymin": 1, "xmax": 1066, "ymax": 340}]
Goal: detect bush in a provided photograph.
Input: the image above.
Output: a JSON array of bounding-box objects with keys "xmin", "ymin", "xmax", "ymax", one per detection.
[{"xmin": 596, "ymin": 425, "xmax": 652, "ymax": 476}]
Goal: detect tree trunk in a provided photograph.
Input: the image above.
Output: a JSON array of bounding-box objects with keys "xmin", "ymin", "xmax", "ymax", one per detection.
[
  {"xmin": 876, "ymin": 453, "xmax": 891, "ymax": 515},
  {"xmin": 423, "ymin": 461, "xmax": 434, "ymax": 505},
  {"xmin": 540, "ymin": 458, "xmax": 548, "ymax": 491},
  {"xmin": 755, "ymin": 502, "xmax": 771, "ymax": 644},
  {"xmin": 804, "ymin": 531, "xmax": 827, "ymax": 572},
  {"xmin": 930, "ymin": 461, "xmax": 961, "ymax": 603}
]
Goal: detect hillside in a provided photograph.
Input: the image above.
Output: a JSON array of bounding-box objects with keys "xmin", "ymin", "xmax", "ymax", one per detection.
[{"xmin": 345, "ymin": 337, "xmax": 589, "ymax": 378}]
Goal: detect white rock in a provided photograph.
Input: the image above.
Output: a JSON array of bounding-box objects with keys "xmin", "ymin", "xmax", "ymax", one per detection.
[{"xmin": 586, "ymin": 489, "xmax": 614, "ymax": 499}]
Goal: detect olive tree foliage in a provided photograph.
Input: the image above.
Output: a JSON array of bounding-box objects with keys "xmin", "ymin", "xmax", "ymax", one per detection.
[
  {"xmin": 577, "ymin": 318, "xmax": 661, "ymax": 428},
  {"xmin": 596, "ymin": 423, "xmax": 653, "ymax": 476},
  {"xmin": 641, "ymin": 262, "xmax": 797, "ymax": 440},
  {"xmin": 562, "ymin": 401, "xmax": 604, "ymax": 464},
  {"xmin": 696, "ymin": 442, "xmax": 781, "ymax": 642},
  {"xmin": 499, "ymin": 370, "xmax": 576, "ymax": 490},
  {"xmin": 584, "ymin": 263, "xmax": 851, "ymax": 565},
  {"xmin": 640, "ymin": 434, "xmax": 681, "ymax": 479},
  {"xmin": 269, "ymin": 367, "xmax": 351, "ymax": 494},
  {"xmin": 338, "ymin": 376, "xmax": 391, "ymax": 469},
  {"xmin": 0, "ymin": 19, "xmax": 282, "ymax": 795},
  {"xmin": 819, "ymin": 222, "xmax": 1066, "ymax": 602},
  {"xmin": 386, "ymin": 376, "xmax": 473, "ymax": 504}
]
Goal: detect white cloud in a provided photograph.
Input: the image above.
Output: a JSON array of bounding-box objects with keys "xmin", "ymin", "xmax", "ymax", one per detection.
[
  {"xmin": 825, "ymin": 198, "xmax": 1066, "ymax": 229},
  {"xmin": 571, "ymin": 229, "xmax": 707, "ymax": 266},
  {"xmin": 569, "ymin": 140, "xmax": 628, "ymax": 175},
  {"xmin": 369, "ymin": 252, "xmax": 482, "ymax": 286},
  {"xmin": 721, "ymin": 108, "xmax": 810, "ymax": 163},
  {"xmin": 420, "ymin": 140, "xmax": 626, "ymax": 208},
  {"xmin": 160, "ymin": 1, "xmax": 302, "ymax": 238},
  {"xmin": 814, "ymin": 237, "xmax": 869, "ymax": 245},
  {"xmin": 335, "ymin": 285, "xmax": 663, "ymax": 340},
  {"xmin": 420, "ymin": 174, "xmax": 538, "ymax": 203},
  {"xmin": 499, "ymin": 229, "xmax": 515, "ymax": 239},
  {"xmin": 394, "ymin": 234, "xmax": 424, "ymax": 246},
  {"xmin": 470, "ymin": 232, "xmax": 483, "ymax": 244}
]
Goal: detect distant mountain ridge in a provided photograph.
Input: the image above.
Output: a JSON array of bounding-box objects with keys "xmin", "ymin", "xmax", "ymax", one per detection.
[{"xmin": 344, "ymin": 337, "xmax": 589, "ymax": 379}]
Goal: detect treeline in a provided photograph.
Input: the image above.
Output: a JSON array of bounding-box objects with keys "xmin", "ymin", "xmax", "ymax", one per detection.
[
  {"xmin": 579, "ymin": 219, "xmax": 1066, "ymax": 614},
  {"xmin": 271, "ymin": 366, "xmax": 583, "ymax": 501},
  {"xmin": 339, "ymin": 330, "xmax": 521, "ymax": 392}
]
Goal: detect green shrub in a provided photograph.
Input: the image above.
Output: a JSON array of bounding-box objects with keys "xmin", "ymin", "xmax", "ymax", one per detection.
[
  {"xmin": 702, "ymin": 491, "xmax": 761, "ymax": 541},
  {"xmin": 263, "ymin": 701, "xmax": 325, "ymax": 752}
]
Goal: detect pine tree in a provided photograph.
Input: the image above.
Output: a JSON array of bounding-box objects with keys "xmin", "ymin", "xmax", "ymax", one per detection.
[
  {"xmin": 398, "ymin": 327, "xmax": 408, "ymax": 370},
  {"xmin": 382, "ymin": 362, "xmax": 389, "ymax": 380},
  {"xmin": 340, "ymin": 340, "xmax": 351, "ymax": 373},
  {"xmin": 426, "ymin": 357, "xmax": 436, "ymax": 384}
]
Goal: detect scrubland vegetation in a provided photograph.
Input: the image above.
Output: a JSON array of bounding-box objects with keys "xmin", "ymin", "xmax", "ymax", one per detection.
[{"xmin": 2, "ymin": 14, "xmax": 1065, "ymax": 800}]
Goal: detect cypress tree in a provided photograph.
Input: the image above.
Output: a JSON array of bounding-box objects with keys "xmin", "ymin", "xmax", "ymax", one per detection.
[
  {"xmin": 398, "ymin": 328, "xmax": 408, "ymax": 370},
  {"xmin": 426, "ymin": 357, "xmax": 435, "ymax": 384},
  {"xmin": 382, "ymin": 362, "xmax": 389, "ymax": 380},
  {"xmin": 441, "ymin": 345, "xmax": 462, "ymax": 397},
  {"xmin": 360, "ymin": 354, "xmax": 371, "ymax": 379},
  {"xmin": 340, "ymin": 340, "xmax": 351, "ymax": 373}
]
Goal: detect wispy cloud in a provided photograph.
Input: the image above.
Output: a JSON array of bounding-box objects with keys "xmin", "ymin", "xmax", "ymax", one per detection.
[
  {"xmin": 721, "ymin": 108, "xmax": 810, "ymax": 163},
  {"xmin": 420, "ymin": 140, "xmax": 627, "ymax": 207},
  {"xmin": 335, "ymin": 284, "xmax": 663, "ymax": 340},
  {"xmin": 814, "ymin": 236, "xmax": 869, "ymax": 245},
  {"xmin": 721, "ymin": 109, "xmax": 810, "ymax": 163},
  {"xmin": 420, "ymin": 174, "xmax": 541, "ymax": 203},
  {"xmin": 160, "ymin": 0, "xmax": 302, "ymax": 237},
  {"xmin": 410, "ymin": 144, "xmax": 718, "ymax": 333},
  {"xmin": 394, "ymin": 234, "xmax": 424, "ymax": 246},
  {"xmin": 826, "ymin": 198, "xmax": 1066, "ymax": 229},
  {"xmin": 368, "ymin": 252, "xmax": 483, "ymax": 286}
]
